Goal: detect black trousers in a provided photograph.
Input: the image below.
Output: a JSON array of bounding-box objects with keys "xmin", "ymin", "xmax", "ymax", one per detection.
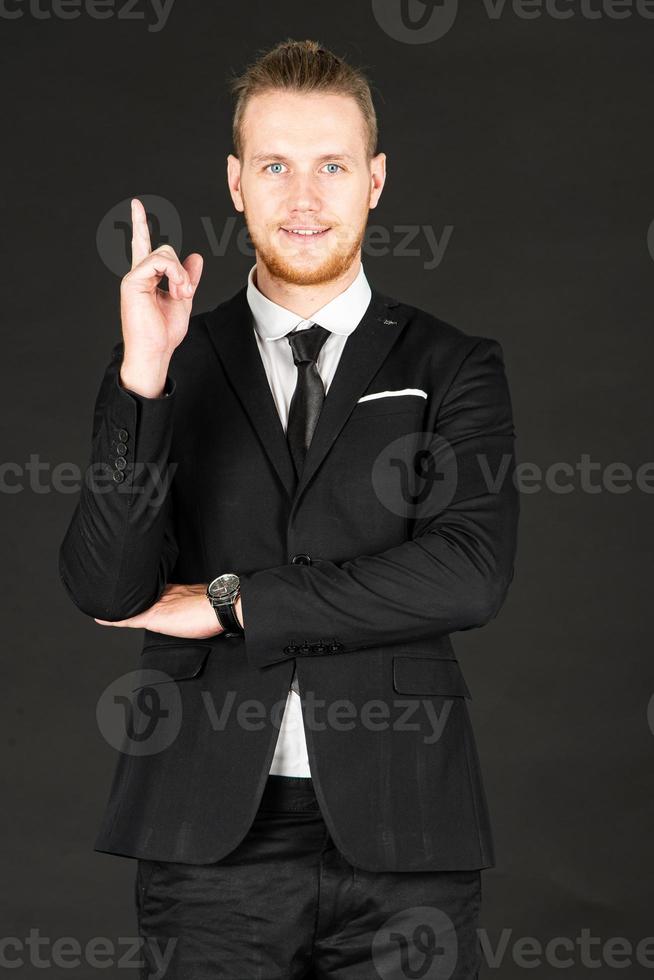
[{"xmin": 136, "ymin": 775, "xmax": 482, "ymax": 979}]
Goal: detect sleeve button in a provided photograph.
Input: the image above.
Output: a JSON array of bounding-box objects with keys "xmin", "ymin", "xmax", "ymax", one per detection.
[
  {"xmin": 115, "ymin": 442, "xmax": 128, "ymax": 456},
  {"xmin": 114, "ymin": 457, "xmax": 127, "ymax": 470},
  {"xmin": 117, "ymin": 429, "xmax": 129, "ymax": 442},
  {"xmin": 112, "ymin": 470, "xmax": 125, "ymax": 483}
]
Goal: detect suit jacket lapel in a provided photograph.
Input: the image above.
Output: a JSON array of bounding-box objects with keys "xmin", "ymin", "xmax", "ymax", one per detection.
[
  {"xmin": 204, "ymin": 287, "xmax": 298, "ymax": 500},
  {"xmin": 204, "ymin": 286, "xmax": 408, "ymax": 508},
  {"xmin": 292, "ymin": 292, "xmax": 407, "ymax": 509}
]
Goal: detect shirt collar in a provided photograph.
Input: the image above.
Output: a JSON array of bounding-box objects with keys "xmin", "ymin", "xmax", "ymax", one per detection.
[{"xmin": 246, "ymin": 262, "xmax": 372, "ymax": 342}]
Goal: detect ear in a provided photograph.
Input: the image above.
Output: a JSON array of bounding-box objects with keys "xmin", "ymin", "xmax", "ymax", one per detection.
[
  {"xmin": 368, "ymin": 153, "xmax": 386, "ymax": 208},
  {"xmin": 369, "ymin": 152, "xmax": 386, "ymax": 210},
  {"xmin": 227, "ymin": 154, "xmax": 244, "ymax": 213}
]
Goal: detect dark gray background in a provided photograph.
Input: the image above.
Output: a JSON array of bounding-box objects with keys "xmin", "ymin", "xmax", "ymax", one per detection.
[{"xmin": 2, "ymin": 1, "xmax": 653, "ymax": 977}]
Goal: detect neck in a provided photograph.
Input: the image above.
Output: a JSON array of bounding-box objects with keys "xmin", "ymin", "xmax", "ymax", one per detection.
[{"xmin": 253, "ymin": 255, "xmax": 361, "ymax": 319}]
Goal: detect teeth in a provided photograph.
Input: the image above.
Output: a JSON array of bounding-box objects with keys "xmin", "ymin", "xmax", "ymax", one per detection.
[{"xmin": 287, "ymin": 229, "xmax": 325, "ymax": 235}]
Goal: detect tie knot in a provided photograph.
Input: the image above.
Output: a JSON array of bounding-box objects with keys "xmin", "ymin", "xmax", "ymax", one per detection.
[{"xmin": 286, "ymin": 324, "xmax": 331, "ymax": 366}]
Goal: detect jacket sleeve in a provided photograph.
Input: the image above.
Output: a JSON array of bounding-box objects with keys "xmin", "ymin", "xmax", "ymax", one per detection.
[
  {"xmin": 58, "ymin": 341, "xmax": 179, "ymax": 621},
  {"xmin": 239, "ymin": 337, "xmax": 520, "ymax": 670}
]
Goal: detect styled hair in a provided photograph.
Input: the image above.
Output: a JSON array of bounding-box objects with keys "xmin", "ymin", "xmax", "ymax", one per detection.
[{"xmin": 229, "ymin": 38, "xmax": 378, "ymax": 159}]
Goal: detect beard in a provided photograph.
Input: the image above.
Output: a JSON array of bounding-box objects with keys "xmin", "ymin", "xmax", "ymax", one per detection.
[{"xmin": 244, "ymin": 206, "xmax": 367, "ymax": 287}]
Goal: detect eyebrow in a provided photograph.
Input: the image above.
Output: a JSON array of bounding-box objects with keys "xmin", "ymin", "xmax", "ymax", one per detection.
[{"xmin": 249, "ymin": 152, "xmax": 357, "ymax": 165}]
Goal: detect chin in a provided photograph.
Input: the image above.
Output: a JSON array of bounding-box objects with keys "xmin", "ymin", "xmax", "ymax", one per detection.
[
  {"xmin": 257, "ymin": 243, "xmax": 362, "ymax": 288},
  {"xmin": 277, "ymin": 261, "xmax": 339, "ymax": 287}
]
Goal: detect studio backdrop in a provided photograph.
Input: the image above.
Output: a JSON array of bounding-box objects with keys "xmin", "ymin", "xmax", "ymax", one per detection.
[{"xmin": 1, "ymin": 2, "xmax": 653, "ymax": 978}]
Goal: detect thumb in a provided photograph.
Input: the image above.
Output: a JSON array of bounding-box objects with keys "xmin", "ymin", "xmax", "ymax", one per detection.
[{"xmin": 182, "ymin": 253, "xmax": 204, "ymax": 293}]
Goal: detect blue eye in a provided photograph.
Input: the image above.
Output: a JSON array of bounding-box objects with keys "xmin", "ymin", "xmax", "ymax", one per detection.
[
  {"xmin": 268, "ymin": 163, "xmax": 285, "ymax": 174},
  {"xmin": 324, "ymin": 163, "xmax": 341, "ymax": 174}
]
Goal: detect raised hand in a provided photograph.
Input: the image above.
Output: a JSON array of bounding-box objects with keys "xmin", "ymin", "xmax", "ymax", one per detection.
[{"xmin": 119, "ymin": 198, "xmax": 203, "ymax": 398}]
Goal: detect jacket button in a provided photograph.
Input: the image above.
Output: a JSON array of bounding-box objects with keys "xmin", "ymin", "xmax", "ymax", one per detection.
[
  {"xmin": 117, "ymin": 428, "xmax": 129, "ymax": 442},
  {"xmin": 290, "ymin": 554, "xmax": 311, "ymax": 565}
]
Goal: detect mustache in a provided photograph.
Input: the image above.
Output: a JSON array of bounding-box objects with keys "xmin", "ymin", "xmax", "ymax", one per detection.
[{"xmin": 275, "ymin": 220, "xmax": 337, "ymax": 227}]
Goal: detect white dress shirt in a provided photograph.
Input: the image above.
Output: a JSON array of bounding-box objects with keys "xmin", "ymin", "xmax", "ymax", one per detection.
[{"xmin": 246, "ymin": 261, "xmax": 372, "ymax": 777}]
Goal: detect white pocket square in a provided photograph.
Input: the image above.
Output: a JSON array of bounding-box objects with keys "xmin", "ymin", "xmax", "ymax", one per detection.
[{"xmin": 357, "ymin": 388, "xmax": 428, "ymax": 403}]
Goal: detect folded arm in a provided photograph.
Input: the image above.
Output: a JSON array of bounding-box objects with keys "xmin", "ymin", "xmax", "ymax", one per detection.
[{"xmin": 239, "ymin": 337, "xmax": 520, "ymax": 669}]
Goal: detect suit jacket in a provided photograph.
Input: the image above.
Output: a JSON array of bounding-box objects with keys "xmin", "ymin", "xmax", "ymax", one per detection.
[{"xmin": 58, "ymin": 284, "xmax": 519, "ymax": 872}]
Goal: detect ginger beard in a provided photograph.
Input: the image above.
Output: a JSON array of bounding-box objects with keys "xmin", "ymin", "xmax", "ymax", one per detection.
[{"xmin": 243, "ymin": 202, "xmax": 368, "ymax": 287}]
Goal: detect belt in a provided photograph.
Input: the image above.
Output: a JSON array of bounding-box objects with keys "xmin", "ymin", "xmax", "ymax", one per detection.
[{"xmin": 258, "ymin": 774, "xmax": 321, "ymax": 813}]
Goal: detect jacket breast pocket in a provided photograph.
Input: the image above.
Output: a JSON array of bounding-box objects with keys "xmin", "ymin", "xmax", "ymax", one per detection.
[
  {"xmin": 138, "ymin": 643, "xmax": 213, "ymax": 682},
  {"xmin": 392, "ymin": 656, "xmax": 471, "ymax": 699},
  {"xmin": 349, "ymin": 393, "xmax": 427, "ymax": 420}
]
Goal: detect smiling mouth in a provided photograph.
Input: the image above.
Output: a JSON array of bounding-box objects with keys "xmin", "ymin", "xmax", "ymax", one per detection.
[{"xmin": 280, "ymin": 227, "xmax": 331, "ymax": 239}]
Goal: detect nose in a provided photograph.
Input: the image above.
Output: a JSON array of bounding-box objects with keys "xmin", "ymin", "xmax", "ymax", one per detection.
[{"xmin": 286, "ymin": 171, "xmax": 322, "ymax": 214}]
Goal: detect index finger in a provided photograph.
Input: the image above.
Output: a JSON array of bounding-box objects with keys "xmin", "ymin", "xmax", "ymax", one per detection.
[{"xmin": 130, "ymin": 198, "xmax": 152, "ymax": 269}]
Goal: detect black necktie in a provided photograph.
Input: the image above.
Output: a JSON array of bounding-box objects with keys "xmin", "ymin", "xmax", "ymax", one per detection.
[{"xmin": 285, "ymin": 324, "xmax": 331, "ymax": 478}]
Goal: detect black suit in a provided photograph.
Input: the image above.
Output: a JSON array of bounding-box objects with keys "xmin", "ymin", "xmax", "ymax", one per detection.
[{"xmin": 59, "ymin": 284, "xmax": 519, "ymax": 873}]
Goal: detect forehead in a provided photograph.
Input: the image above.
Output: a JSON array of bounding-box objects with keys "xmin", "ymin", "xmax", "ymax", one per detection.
[{"xmin": 240, "ymin": 89, "xmax": 368, "ymax": 158}]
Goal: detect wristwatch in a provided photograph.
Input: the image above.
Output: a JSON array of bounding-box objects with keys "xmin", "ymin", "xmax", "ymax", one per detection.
[{"xmin": 206, "ymin": 573, "xmax": 244, "ymax": 637}]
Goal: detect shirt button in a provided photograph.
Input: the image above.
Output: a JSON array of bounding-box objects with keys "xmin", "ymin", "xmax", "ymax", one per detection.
[{"xmin": 290, "ymin": 554, "xmax": 311, "ymax": 565}]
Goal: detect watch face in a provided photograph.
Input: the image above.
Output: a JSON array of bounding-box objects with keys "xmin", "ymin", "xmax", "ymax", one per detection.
[{"xmin": 208, "ymin": 573, "xmax": 239, "ymax": 599}]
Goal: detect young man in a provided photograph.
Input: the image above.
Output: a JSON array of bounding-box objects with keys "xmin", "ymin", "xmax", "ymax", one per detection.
[{"xmin": 60, "ymin": 39, "xmax": 519, "ymax": 980}]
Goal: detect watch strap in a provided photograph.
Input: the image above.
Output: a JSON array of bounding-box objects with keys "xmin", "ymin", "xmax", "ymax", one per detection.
[{"xmin": 214, "ymin": 600, "xmax": 243, "ymax": 637}]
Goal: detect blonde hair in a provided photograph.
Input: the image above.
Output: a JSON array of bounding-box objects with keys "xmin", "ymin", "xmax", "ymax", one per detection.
[{"xmin": 229, "ymin": 38, "xmax": 378, "ymax": 159}]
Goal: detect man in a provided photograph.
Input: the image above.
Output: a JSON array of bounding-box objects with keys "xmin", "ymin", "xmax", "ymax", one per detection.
[{"xmin": 59, "ymin": 38, "xmax": 519, "ymax": 980}]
